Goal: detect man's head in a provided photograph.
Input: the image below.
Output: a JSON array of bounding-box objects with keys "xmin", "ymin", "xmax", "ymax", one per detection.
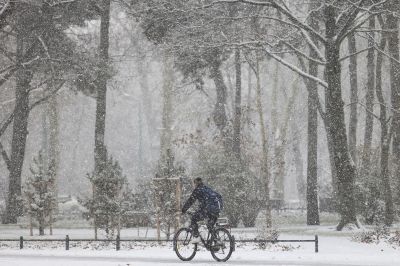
[{"xmin": 193, "ymin": 177, "xmax": 203, "ymax": 188}]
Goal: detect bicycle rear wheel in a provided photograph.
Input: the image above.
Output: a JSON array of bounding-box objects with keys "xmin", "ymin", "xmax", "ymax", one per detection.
[
  {"xmin": 210, "ymin": 227, "xmax": 234, "ymax": 262},
  {"xmin": 173, "ymin": 228, "xmax": 197, "ymax": 261}
]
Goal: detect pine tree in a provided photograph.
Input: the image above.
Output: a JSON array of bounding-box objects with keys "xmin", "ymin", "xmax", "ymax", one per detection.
[
  {"xmin": 83, "ymin": 155, "xmax": 127, "ymax": 238},
  {"xmin": 23, "ymin": 151, "xmax": 57, "ymax": 236}
]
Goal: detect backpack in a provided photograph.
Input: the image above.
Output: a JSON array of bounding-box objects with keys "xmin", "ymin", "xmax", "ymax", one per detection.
[{"xmin": 203, "ymin": 186, "xmax": 223, "ymax": 214}]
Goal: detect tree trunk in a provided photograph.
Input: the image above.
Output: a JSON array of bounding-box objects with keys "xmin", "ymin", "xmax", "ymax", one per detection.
[
  {"xmin": 247, "ymin": 64, "xmax": 252, "ymax": 109},
  {"xmin": 210, "ymin": 57, "xmax": 229, "ymax": 151},
  {"xmin": 94, "ymin": 0, "xmax": 111, "ymax": 173},
  {"xmin": 38, "ymin": 210, "xmax": 45, "ymax": 236},
  {"xmin": 306, "ymin": 1, "xmax": 320, "ymax": 225},
  {"xmin": 375, "ymin": 33, "xmax": 394, "ymax": 226},
  {"xmin": 93, "ymin": 0, "xmax": 111, "ymax": 238},
  {"xmin": 4, "ymin": 15, "xmax": 32, "ymax": 224},
  {"xmin": 273, "ymin": 81, "xmax": 298, "ymax": 202},
  {"xmin": 386, "ymin": 0, "xmax": 400, "ymax": 206},
  {"xmin": 270, "ymin": 60, "xmax": 280, "ymax": 200},
  {"xmin": 292, "ymin": 130, "xmax": 306, "ymax": 206},
  {"xmin": 325, "ymin": 6, "xmax": 358, "ymax": 230},
  {"xmin": 254, "ymin": 58, "xmax": 271, "ymax": 228},
  {"xmin": 271, "ymin": 61, "xmax": 280, "ymax": 138},
  {"xmin": 48, "ymin": 95, "xmax": 59, "ymax": 199},
  {"xmin": 360, "ymin": 17, "xmax": 376, "ymax": 179},
  {"xmin": 137, "ymin": 52, "xmax": 155, "ymax": 136},
  {"xmin": 232, "ymin": 49, "xmax": 242, "ymax": 159},
  {"xmin": 347, "ymin": 33, "xmax": 358, "ymax": 163},
  {"xmin": 137, "ymin": 105, "xmax": 144, "ymax": 177},
  {"xmin": 159, "ymin": 52, "xmax": 174, "ymax": 172}
]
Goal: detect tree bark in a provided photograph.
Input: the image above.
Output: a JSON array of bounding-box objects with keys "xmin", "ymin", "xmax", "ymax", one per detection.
[
  {"xmin": 306, "ymin": 1, "xmax": 320, "ymax": 225},
  {"xmin": 273, "ymin": 81, "xmax": 298, "ymax": 202},
  {"xmin": 137, "ymin": 51, "xmax": 155, "ymax": 136},
  {"xmin": 94, "ymin": 0, "xmax": 111, "ymax": 174},
  {"xmin": 386, "ymin": 0, "xmax": 400, "ymax": 206},
  {"xmin": 254, "ymin": 58, "xmax": 271, "ymax": 228},
  {"xmin": 360, "ymin": 17, "xmax": 376, "ymax": 179},
  {"xmin": 324, "ymin": 6, "xmax": 358, "ymax": 230},
  {"xmin": 375, "ymin": 32, "xmax": 394, "ymax": 226},
  {"xmin": 159, "ymin": 52, "xmax": 174, "ymax": 171},
  {"xmin": 48, "ymin": 95, "xmax": 59, "ymax": 199},
  {"xmin": 347, "ymin": 33, "xmax": 358, "ymax": 163},
  {"xmin": 232, "ymin": 49, "xmax": 242, "ymax": 159},
  {"xmin": 4, "ymin": 13, "xmax": 32, "ymax": 224},
  {"xmin": 93, "ymin": 0, "xmax": 111, "ymax": 239},
  {"xmin": 210, "ymin": 56, "xmax": 229, "ymax": 151},
  {"xmin": 271, "ymin": 61, "xmax": 279, "ymax": 141},
  {"xmin": 293, "ymin": 130, "xmax": 306, "ymax": 206}
]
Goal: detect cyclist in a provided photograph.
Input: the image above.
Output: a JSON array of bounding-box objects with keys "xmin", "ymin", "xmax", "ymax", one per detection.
[{"xmin": 181, "ymin": 177, "xmax": 223, "ymax": 244}]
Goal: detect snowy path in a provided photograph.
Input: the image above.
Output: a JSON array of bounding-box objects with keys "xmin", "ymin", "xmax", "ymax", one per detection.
[
  {"xmin": 0, "ymin": 227, "xmax": 399, "ymax": 266},
  {"xmin": 0, "ymin": 250, "xmax": 359, "ymax": 266},
  {"xmin": 0, "ymin": 235, "xmax": 398, "ymax": 266}
]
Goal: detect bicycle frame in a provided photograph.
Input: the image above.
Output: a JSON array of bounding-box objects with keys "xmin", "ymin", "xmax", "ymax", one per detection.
[{"xmin": 197, "ymin": 224, "xmax": 219, "ymax": 251}]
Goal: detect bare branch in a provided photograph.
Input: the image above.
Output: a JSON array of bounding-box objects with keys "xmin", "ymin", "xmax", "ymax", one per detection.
[
  {"xmin": 210, "ymin": 0, "xmax": 327, "ymax": 44},
  {"xmin": 296, "ymin": 55, "xmax": 326, "ymax": 121},
  {"xmin": 374, "ymin": 44, "xmax": 400, "ymax": 65},
  {"xmin": 0, "ymin": 66, "xmax": 17, "ymax": 88},
  {"xmin": 29, "ymin": 80, "xmax": 65, "ymax": 110},
  {"xmin": 262, "ymin": 46, "xmax": 328, "ymax": 88},
  {"xmin": 339, "ymin": 45, "xmax": 373, "ymax": 62},
  {"xmin": 337, "ymin": 0, "xmax": 388, "ymax": 43},
  {"xmin": 0, "ymin": 141, "xmax": 10, "ymax": 171},
  {"xmin": 0, "ymin": 0, "xmax": 10, "ymax": 18},
  {"xmin": 0, "ymin": 110, "xmax": 14, "ymax": 138},
  {"xmin": 280, "ymin": 40, "xmax": 325, "ymax": 65}
]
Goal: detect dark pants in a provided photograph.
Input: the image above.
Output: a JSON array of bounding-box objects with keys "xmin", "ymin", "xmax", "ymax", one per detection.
[{"xmin": 191, "ymin": 209, "xmax": 218, "ymax": 237}]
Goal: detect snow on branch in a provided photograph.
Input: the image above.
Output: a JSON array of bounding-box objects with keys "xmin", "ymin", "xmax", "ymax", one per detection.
[
  {"xmin": 44, "ymin": 0, "xmax": 77, "ymax": 7},
  {"xmin": 0, "ymin": 0, "xmax": 9, "ymax": 18},
  {"xmin": 210, "ymin": 0, "xmax": 327, "ymax": 44},
  {"xmin": 374, "ymin": 44, "xmax": 400, "ymax": 66},
  {"xmin": 280, "ymin": 40, "xmax": 325, "ymax": 65},
  {"xmin": 339, "ymin": 46, "xmax": 373, "ymax": 62},
  {"xmin": 0, "ymin": 141, "xmax": 10, "ymax": 171},
  {"xmin": 262, "ymin": 46, "xmax": 328, "ymax": 88},
  {"xmin": 300, "ymin": 29, "xmax": 325, "ymax": 63},
  {"xmin": 337, "ymin": 0, "xmax": 388, "ymax": 43}
]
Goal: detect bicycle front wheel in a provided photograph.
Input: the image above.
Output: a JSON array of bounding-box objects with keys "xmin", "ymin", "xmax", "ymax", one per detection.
[
  {"xmin": 210, "ymin": 227, "xmax": 234, "ymax": 262},
  {"xmin": 173, "ymin": 228, "xmax": 197, "ymax": 261}
]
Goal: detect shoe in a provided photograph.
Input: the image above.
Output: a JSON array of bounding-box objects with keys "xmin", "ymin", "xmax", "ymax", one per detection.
[{"xmin": 190, "ymin": 236, "xmax": 201, "ymax": 244}]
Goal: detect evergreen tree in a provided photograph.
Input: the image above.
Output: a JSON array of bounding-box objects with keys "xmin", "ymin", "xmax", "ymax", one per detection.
[
  {"xmin": 83, "ymin": 155, "xmax": 127, "ymax": 238},
  {"xmin": 23, "ymin": 151, "xmax": 57, "ymax": 236}
]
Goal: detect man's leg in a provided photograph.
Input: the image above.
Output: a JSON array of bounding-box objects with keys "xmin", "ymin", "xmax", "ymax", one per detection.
[
  {"xmin": 207, "ymin": 212, "xmax": 219, "ymax": 231},
  {"xmin": 191, "ymin": 210, "xmax": 205, "ymax": 237}
]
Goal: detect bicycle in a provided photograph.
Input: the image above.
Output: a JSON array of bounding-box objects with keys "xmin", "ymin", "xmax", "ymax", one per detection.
[{"xmin": 173, "ymin": 212, "xmax": 235, "ymax": 262}]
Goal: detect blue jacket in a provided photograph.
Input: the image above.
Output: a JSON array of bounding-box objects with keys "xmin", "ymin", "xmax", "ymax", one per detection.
[{"xmin": 182, "ymin": 185, "xmax": 223, "ymax": 214}]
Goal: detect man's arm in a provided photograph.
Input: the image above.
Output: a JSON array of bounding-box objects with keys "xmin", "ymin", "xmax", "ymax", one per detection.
[{"xmin": 182, "ymin": 188, "xmax": 199, "ymax": 213}]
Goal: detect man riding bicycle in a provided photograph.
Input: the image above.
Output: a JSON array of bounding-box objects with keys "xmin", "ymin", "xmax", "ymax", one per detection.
[{"xmin": 181, "ymin": 177, "xmax": 223, "ymax": 244}]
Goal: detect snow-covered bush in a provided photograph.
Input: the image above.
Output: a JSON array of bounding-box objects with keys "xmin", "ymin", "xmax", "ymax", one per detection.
[
  {"xmin": 351, "ymin": 226, "xmax": 390, "ymax": 244},
  {"xmin": 387, "ymin": 231, "xmax": 400, "ymax": 247}
]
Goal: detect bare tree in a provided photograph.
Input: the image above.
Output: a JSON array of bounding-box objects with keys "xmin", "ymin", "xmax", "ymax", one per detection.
[
  {"xmin": 306, "ymin": 0, "xmax": 320, "ymax": 225},
  {"xmin": 232, "ymin": 49, "xmax": 242, "ymax": 159},
  {"xmin": 210, "ymin": 0, "xmax": 385, "ymax": 229},
  {"xmin": 375, "ymin": 25, "xmax": 394, "ymax": 226},
  {"xmin": 347, "ymin": 33, "xmax": 358, "ymax": 163},
  {"xmin": 360, "ymin": 17, "xmax": 376, "ymax": 179},
  {"xmin": 386, "ymin": 0, "xmax": 400, "ymax": 206}
]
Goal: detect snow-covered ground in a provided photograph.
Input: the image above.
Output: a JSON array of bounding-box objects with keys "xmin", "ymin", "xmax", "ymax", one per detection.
[{"xmin": 0, "ymin": 226, "xmax": 399, "ymax": 266}]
